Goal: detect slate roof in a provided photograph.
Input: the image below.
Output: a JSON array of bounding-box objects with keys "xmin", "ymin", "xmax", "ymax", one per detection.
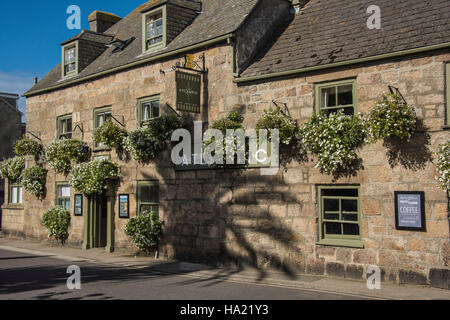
[
  {"xmin": 25, "ymin": 0, "xmax": 259, "ymax": 96},
  {"xmin": 61, "ymin": 30, "xmax": 114, "ymax": 46},
  {"xmin": 241, "ymin": 0, "xmax": 450, "ymax": 78}
]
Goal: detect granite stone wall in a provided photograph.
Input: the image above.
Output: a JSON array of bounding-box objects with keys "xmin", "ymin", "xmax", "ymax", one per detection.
[{"xmin": 2, "ymin": 44, "xmax": 449, "ymax": 288}]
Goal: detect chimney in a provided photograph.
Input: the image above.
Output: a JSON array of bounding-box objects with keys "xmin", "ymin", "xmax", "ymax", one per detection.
[{"xmin": 88, "ymin": 11, "xmax": 122, "ymax": 33}]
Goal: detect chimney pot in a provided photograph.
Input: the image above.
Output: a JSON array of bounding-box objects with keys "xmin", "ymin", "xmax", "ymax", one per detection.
[{"xmin": 88, "ymin": 11, "xmax": 122, "ymax": 33}]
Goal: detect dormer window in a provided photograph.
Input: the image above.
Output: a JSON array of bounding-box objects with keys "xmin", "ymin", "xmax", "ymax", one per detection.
[
  {"xmin": 142, "ymin": 6, "xmax": 166, "ymax": 53},
  {"xmin": 62, "ymin": 42, "xmax": 78, "ymax": 78}
]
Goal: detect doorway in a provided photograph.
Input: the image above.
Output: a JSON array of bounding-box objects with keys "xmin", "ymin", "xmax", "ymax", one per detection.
[{"xmin": 83, "ymin": 194, "xmax": 111, "ymax": 250}]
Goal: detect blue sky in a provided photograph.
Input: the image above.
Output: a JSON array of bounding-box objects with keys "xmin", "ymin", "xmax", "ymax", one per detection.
[{"xmin": 0, "ymin": 0, "xmax": 145, "ymax": 120}]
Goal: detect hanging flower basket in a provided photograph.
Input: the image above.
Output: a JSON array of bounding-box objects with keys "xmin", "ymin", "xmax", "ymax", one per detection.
[
  {"xmin": 365, "ymin": 93, "xmax": 417, "ymax": 143},
  {"xmin": 123, "ymin": 113, "xmax": 182, "ymax": 163},
  {"xmin": 301, "ymin": 110, "xmax": 367, "ymax": 178},
  {"xmin": 203, "ymin": 111, "xmax": 245, "ymax": 165},
  {"xmin": 0, "ymin": 156, "xmax": 25, "ymax": 181},
  {"xmin": 14, "ymin": 136, "xmax": 43, "ymax": 159},
  {"xmin": 46, "ymin": 139, "xmax": 89, "ymax": 174},
  {"xmin": 70, "ymin": 159, "xmax": 120, "ymax": 195},
  {"xmin": 94, "ymin": 121, "xmax": 127, "ymax": 151},
  {"xmin": 22, "ymin": 166, "xmax": 47, "ymax": 198}
]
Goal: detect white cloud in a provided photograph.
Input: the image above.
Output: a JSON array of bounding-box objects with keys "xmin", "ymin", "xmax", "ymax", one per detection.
[{"xmin": 0, "ymin": 71, "xmax": 35, "ymax": 121}]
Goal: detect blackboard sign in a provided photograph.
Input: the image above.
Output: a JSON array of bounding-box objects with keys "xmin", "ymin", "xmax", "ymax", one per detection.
[
  {"xmin": 74, "ymin": 194, "xmax": 83, "ymax": 216},
  {"xmin": 119, "ymin": 194, "xmax": 129, "ymax": 219},
  {"xmin": 395, "ymin": 191, "xmax": 425, "ymax": 231},
  {"xmin": 176, "ymin": 71, "xmax": 201, "ymax": 113}
]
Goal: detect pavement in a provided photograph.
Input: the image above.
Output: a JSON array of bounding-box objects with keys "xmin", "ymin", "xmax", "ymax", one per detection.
[{"xmin": 0, "ymin": 236, "xmax": 449, "ymax": 300}]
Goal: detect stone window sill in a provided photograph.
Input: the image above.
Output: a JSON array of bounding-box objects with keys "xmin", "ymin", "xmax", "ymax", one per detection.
[
  {"xmin": 316, "ymin": 239, "xmax": 364, "ymax": 249},
  {"xmin": 2, "ymin": 204, "xmax": 25, "ymax": 210}
]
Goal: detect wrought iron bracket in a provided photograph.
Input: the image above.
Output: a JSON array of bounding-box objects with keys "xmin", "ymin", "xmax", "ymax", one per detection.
[
  {"xmin": 26, "ymin": 130, "xmax": 41, "ymax": 141},
  {"xmin": 388, "ymin": 85, "xmax": 408, "ymax": 105},
  {"xmin": 166, "ymin": 103, "xmax": 182, "ymax": 118},
  {"xmin": 73, "ymin": 122, "xmax": 83, "ymax": 133},
  {"xmin": 272, "ymin": 100, "xmax": 290, "ymax": 116},
  {"xmin": 110, "ymin": 114, "xmax": 125, "ymax": 127}
]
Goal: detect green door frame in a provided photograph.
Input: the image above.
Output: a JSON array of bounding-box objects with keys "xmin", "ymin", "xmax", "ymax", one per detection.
[{"xmin": 82, "ymin": 184, "xmax": 115, "ymax": 253}]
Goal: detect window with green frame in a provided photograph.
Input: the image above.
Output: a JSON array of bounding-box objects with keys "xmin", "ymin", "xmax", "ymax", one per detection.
[
  {"xmin": 315, "ymin": 79, "xmax": 356, "ymax": 116},
  {"xmin": 142, "ymin": 7, "xmax": 166, "ymax": 53},
  {"xmin": 138, "ymin": 96, "xmax": 160, "ymax": 127},
  {"xmin": 317, "ymin": 186, "xmax": 363, "ymax": 248},
  {"xmin": 56, "ymin": 184, "xmax": 71, "ymax": 212},
  {"xmin": 57, "ymin": 115, "xmax": 72, "ymax": 140},
  {"xmin": 137, "ymin": 181, "xmax": 159, "ymax": 216},
  {"xmin": 8, "ymin": 180, "xmax": 23, "ymax": 204},
  {"xmin": 62, "ymin": 43, "xmax": 78, "ymax": 78},
  {"xmin": 445, "ymin": 62, "xmax": 450, "ymax": 126},
  {"xmin": 94, "ymin": 106, "xmax": 112, "ymax": 149}
]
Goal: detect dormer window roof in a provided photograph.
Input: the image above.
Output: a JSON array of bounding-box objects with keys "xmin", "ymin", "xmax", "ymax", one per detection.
[
  {"xmin": 60, "ymin": 30, "xmax": 114, "ymax": 79},
  {"xmin": 141, "ymin": 0, "xmax": 201, "ymax": 55}
]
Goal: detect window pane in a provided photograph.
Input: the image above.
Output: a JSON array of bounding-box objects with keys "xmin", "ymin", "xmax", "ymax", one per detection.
[
  {"xmin": 342, "ymin": 214, "xmax": 358, "ymax": 222},
  {"xmin": 58, "ymin": 186, "xmax": 71, "ymax": 197},
  {"xmin": 321, "ymin": 87, "xmax": 336, "ymax": 108},
  {"xmin": 324, "ymin": 198, "xmax": 339, "ymax": 211},
  {"xmin": 324, "ymin": 213, "xmax": 339, "ymax": 220},
  {"xmin": 140, "ymin": 184, "xmax": 159, "ymax": 203},
  {"xmin": 11, "ymin": 187, "xmax": 18, "ymax": 203},
  {"xmin": 18, "ymin": 187, "xmax": 22, "ymax": 204},
  {"xmin": 66, "ymin": 119, "xmax": 72, "ymax": 133},
  {"xmin": 322, "ymin": 188, "xmax": 358, "ymax": 198},
  {"xmin": 325, "ymin": 222, "xmax": 341, "ymax": 235},
  {"xmin": 140, "ymin": 204, "xmax": 159, "ymax": 216},
  {"xmin": 343, "ymin": 224, "xmax": 359, "ymax": 235},
  {"xmin": 337, "ymin": 84, "xmax": 353, "ymax": 106},
  {"xmin": 142, "ymin": 103, "xmax": 151, "ymax": 120},
  {"xmin": 342, "ymin": 199, "xmax": 357, "ymax": 212},
  {"xmin": 151, "ymin": 101, "xmax": 160, "ymax": 118},
  {"xmin": 65, "ymin": 48, "xmax": 76, "ymax": 63}
]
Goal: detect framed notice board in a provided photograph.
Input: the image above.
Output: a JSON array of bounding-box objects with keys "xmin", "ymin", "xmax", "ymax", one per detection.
[
  {"xmin": 394, "ymin": 191, "xmax": 426, "ymax": 231},
  {"xmin": 74, "ymin": 194, "xmax": 83, "ymax": 217},
  {"xmin": 119, "ymin": 194, "xmax": 130, "ymax": 219}
]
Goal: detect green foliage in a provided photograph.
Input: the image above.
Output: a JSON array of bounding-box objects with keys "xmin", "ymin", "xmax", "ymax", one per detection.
[
  {"xmin": 125, "ymin": 211, "xmax": 163, "ymax": 255},
  {"xmin": 41, "ymin": 207, "xmax": 71, "ymax": 244},
  {"xmin": 123, "ymin": 113, "xmax": 182, "ymax": 163},
  {"xmin": 436, "ymin": 141, "xmax": 450, "ymax": 190},
  {"xmin": 256, "ymin": 107, "xmax": 299, "ymax": 145},
  {"xmin": 0, "ymin": 156, "xmax": 25, "ymax": 181},
  {"xmin": 210, "ymin": 111, "xmax": 244, "ymax": 133},
  {"xmin": 14, "ymin": 136, "xmax": 42, "ymax": 158},
  {"xmin": 365, "ymin": 93, "xmax": 417, "ymax": 142},
  {"xmin": 46, "ymin": 139, "xmax": 89, "ymax": 174},
  {"xmin": 301, "ymin": 110, "xmax": 367, "ymax": 179},
  {"xmin": 70, "ymin": 160, "xmax": 120, "ymax": 195},
  {"xmin": 203, "ymin": 111, "xmax": 246, "ymax": 165},
  {"xmin": 94, "ymin": 121, "xmax": 127, "ymax": 150},
  {"xmin": 22, "ymin": 166, "xmax": 47, "ymax": 198}
]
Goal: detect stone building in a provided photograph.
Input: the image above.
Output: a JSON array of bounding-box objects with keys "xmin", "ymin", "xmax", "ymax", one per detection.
[
  {"xmin": 3, "ymin": 0, "xmax": 449, "ymax": 288},
  {"xmin": 0, "ymin": 92, "xmax": 23, "ymax": 229}
]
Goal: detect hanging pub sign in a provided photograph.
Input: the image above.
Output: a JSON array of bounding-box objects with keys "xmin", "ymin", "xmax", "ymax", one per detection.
[
  {"xmin": 176, "ymin": 71, "xmax": 201, "ymax": 113},
  {"xmin": 74, "ymin": 194, "xmax": 83, "ymax": 217},
  {"xmin": 119, "ymin": 194, "xmax": 130, "ymax": 219},
  {"xmin": 394, "ymin": 191, "xmax": 426, "ymax": 231}
]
